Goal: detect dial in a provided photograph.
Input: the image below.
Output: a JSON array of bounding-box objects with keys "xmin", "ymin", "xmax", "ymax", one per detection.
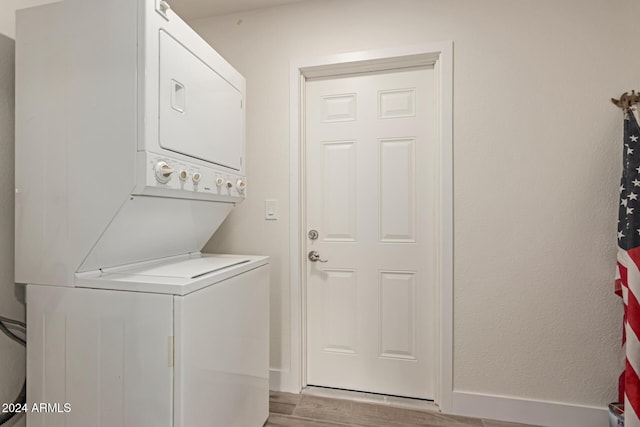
[
  {"xmin": 179, "ymin": 170, "xmax": 189, "ymax": 182},
  {"xmin": 216, "ymin": 177, "xmax": 224, "ymax": 187},
  {"xmin": 192, "ymin": 172, "xmax": 202, "ymax": 184},
  {"xmin": 154, "ymin": 161, "xmax": 174, "ymax": 184},
  {"xmin": 236, "ymin": 179, "xmax": 246, "ymax": 193},
  {"xmin": 226, "ymin": 180, "xmax": 233, "ymax": 189}
]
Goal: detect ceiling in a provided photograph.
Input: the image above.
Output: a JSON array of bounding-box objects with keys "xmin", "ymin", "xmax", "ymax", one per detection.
[{"xmin": 168, "ymin": 0, "xmax": 308, "ymax": 20}]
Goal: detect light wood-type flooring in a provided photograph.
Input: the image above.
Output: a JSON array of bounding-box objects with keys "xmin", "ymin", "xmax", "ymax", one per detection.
[{"xmin": 266, "ymin": 390, "xmax": 540, "ymax": 427}]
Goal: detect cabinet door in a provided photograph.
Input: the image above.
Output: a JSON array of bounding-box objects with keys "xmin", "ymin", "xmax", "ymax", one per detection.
[
  {"xmin": 27, "ymin": 286, "xmax": 174, "ymax": 427},
  {"xmin": 159, "ymin": 30, "xmax": 244, "ymax": 171}
]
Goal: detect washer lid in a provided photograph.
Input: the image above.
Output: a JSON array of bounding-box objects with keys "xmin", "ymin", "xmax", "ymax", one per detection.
[
  {"xmin": 75, "ymin": 253, "xmax": 269, "ymax": 296},
  {"xmin": 112, "ymin": 256, "xmax": 250, "ymax": 279}
]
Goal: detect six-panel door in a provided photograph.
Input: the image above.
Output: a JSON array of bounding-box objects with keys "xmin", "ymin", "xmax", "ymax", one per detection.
[{"xmin": 305, "ymin": 67, "xmax": 437, "ymax": 399}]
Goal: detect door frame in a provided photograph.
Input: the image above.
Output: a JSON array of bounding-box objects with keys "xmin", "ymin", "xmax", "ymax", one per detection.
[{"xmin": 287, "ymin": 42, "xmax": 453, "ymax": 411}]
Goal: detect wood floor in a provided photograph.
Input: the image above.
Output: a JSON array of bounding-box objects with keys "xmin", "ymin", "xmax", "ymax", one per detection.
[{"xmin": 266, "ymin": 391, "xmax": 539, "ymax": 427}]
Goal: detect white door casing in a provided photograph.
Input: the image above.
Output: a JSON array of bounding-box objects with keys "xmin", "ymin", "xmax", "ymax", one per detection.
[
  {"xmin": 305, "ymin": 68, "xmax": 436, "ymax": 399},
  {"xmin": 286, "ymin": 43, "xmax": 453, "ymax": 410}
]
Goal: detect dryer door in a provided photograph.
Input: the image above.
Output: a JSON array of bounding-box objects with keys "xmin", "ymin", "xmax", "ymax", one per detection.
[{"xmin": 159, "ymin": 30, "xmax": 243, "ymax": 171}]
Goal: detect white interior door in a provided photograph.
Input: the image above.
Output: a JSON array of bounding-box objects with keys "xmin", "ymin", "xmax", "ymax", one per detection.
[{"xmin": 305, "ymin": 67, "xmax": 437, "ymax": 399}]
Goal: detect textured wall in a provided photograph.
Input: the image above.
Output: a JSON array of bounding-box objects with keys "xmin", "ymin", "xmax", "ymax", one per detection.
[
  {"xmin": 195, "ymin": 0, "xmax": 640, "ymax": 409},
  {"xmin": 0, "ymin": 34, "xmax": 25, "ymax": 427}
]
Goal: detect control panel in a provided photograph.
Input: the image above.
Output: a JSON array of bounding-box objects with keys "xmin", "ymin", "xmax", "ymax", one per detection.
[{"xmin": 137, "ymin": 153, "xmax": 246, "ymax": 201}]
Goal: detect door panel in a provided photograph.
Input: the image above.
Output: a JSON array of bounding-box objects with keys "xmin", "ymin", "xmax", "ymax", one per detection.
[
  {"xmin": 320, "ymin": 269, "xmax": 358, "ymax": 354},
  {"xmin": 305, "ymin": 67, "xmax": 436, "ymax": 399},
  {"xmin": 321, "ymin": 141, "xmax": 357, "ymax": 241},
  {"xmin": 379, "ymin": 137, "xmax": 416, "ymax": 242},
  {"xmin": 174, "ymin": 265, "xmax": 269, "ymax": 427},
  {"xmin": 379, "ymin": 271, "xmax": 417, "ymax": 360},
  {"xmin": 26, "ymin": 286, "xmax": 174, "ymax": 427},
  {"xmin": 159, "ymin": 30, "xmax": 243, "ymax": 170}
]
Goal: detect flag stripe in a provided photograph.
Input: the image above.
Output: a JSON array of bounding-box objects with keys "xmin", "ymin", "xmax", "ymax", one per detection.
[
  {"xmin": 628, "ymin": 359, "xmax": 640, "ymax": 418},
  {"xmin": 620, "ymin": 262, "xmax": 630, "ymax": 344},
  {"xmin": 627, "ymin": 393, "xmax": 640, "ymax": 427},
  {"xmin": 628, "ymin": 289, "xmax": 640, "ymax": 341},
  {"xmin": 619, "ymin": 262, "xmax": 628, "ymax": 297}
]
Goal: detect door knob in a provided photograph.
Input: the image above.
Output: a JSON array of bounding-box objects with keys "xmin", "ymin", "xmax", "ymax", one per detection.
[{"xmin": 308, "ymin": 251, "xmax": 328, "ymax": 263}]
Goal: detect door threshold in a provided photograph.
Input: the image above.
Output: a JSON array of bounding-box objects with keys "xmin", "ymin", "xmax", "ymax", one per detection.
[{"xmin": 302, "ymin": 386, "xmax": 439, "ymax": 413}]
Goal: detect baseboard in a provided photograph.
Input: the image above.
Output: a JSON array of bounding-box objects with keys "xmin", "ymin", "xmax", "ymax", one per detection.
[
  {"xmin": 451, "ymin": 391, "xmax": 609, "ymax": 427},
  {"xmin": 269, "ymin": 368, "xmax": 300, "ymax": 394}
]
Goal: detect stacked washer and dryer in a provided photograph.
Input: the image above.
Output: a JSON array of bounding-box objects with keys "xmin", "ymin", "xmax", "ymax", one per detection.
[{"xmin": 14, "ymin": 0, "xmax": 269, "ymax": 426}]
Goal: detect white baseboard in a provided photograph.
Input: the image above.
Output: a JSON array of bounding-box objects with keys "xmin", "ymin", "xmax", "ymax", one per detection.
[
  {"xmin": 269, "ymin": 368, "xmax": 300, "ymax": 394},
  {"xmin": 451, "ymin": 391, "xmax": 609, "ymax": 427},
  {"xmin": 268, "ymin": 377, "xmax": 610, "ymax": 427}
]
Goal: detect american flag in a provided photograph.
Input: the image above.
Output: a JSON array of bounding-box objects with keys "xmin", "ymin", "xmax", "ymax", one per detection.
[{"xmin": 617, "ymin": 106, "xmax": 640, "ymax": 427}]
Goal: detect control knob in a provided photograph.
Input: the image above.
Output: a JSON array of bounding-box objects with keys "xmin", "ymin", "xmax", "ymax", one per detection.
[
  {"xmin": 216, "ymin": 177, "xmax": 224, "ymax": 187},
  {"xmin": 236, "ymin": 179, "xmax": 246, "ymax": 193},
  {"xmin": 154, "ymin": 161, "xmax": 174, "ymax": 184},
  {"xmin": 192, "ymin": 172, "xmax": 202, "ymax": 184}
]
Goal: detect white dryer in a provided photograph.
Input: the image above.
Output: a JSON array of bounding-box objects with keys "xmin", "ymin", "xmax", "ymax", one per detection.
[{"xmin": 14, "ymin": 0, "xmax": 269, "ymax": 426}]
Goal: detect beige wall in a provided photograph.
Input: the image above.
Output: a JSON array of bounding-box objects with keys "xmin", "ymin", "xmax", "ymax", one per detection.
[
  {"xmin": 196, "ymin": 0, "xmax": 640, "ymax": 408},
  {"xmin": 0, "ymin": 1, "xmax": 60, "ymax": 39}
]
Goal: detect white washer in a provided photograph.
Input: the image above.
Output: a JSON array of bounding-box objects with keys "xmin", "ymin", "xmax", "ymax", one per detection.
[
  {"xmin": 27, "ymin": 254, "xmax": 269, "ymax": 427},
  {"xmin": 15, "ymin": 1, "xmax": 268, "ymax": 425}
]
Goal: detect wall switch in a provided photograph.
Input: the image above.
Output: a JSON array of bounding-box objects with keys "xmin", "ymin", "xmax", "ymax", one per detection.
[{"xmin": 265, "ymin": 199, "xmax": 278, "ymax": 220}]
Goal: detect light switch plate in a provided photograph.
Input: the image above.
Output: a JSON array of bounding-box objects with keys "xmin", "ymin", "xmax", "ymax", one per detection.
[{"xmin": 265, "ymin": 199, "xmax": 278, "ymax": 220}]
